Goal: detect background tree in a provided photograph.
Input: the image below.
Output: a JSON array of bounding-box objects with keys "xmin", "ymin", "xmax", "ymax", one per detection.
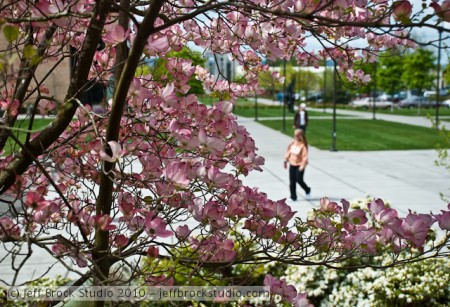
[
  {"xmin": 150, "ymin": 47, "xmax": 206, "ymax": 95},
  {"xmin": 377, "ymin": 49, "xmax": 406, "ymax": 97},
  {"xmin": 297, "ymin": 69, "xmax": 322, "ymax": 101},
  {"xmin": 402, "ymin": 48, "xmax": 436, "ymax": 94},
  {"xmin": 0, "ymin": 1, "xmax": 450, "ymax": 306},
  {"xmin": 443, "ymin": 60, "xmax": 450, "ymax": 87}
]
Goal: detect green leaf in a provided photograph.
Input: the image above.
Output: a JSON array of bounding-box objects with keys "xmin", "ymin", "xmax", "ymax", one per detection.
[
  {"xmin": 24, "ymin": 44, "xmax": 37, "ymax": 59},
  {"xmin": 23, "ymin": 44, "xmax": 43, "ymax": 65},
  {"xmin": 143, "ymin": 196, "xmax": 153, "ymax": 204},
  {"xmin": 3, "ymin": 25, "xmax": 19, "ymax": 43},
  {"xmin": 272, "ymin": 230, "xmax": 282, "ymax": 242}
]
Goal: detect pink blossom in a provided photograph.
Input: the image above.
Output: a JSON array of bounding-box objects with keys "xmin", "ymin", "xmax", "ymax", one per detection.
[
  {"xmin": 195, "ymin": 236, "xmax": 237, "ymax": 262},
  {"xmin": 264, "ymin": 274, "xmax": 298, "ymax": 302},
  {"xmin": 161, "ymin": 83, "xmax": 178, "ymax": 106},
  {"xmin": 319, "ymin": 197, "xmax": 341, "ymax": 214},
  {"xmin": 277, "ymin": 231, "xmax": 301, "ymax": 249},
  {"xmin": 164, "ymin": 160, "xmax": 190, "ymax": 187},
  {"xmin": 103, "ymin": 24, "xmax": 129, "ymax": 46},
  {"xmin": 292, "ymin": 293, "xmax": 314, "ymax": 307},
  {"xmin": 146, "ymin": 35, "xmax": 169, "ymax": 54},
  {"xmin": 399, "ymin": 212, "xmax": 434, "ymax": 247},
  {"xmin": 260, "ymin": 200, "xmax": 296, "ymax": 227},
  {"xmin": 369, "ymin": 199, "xmax": 402, "ymax": 229},
  {"xmin": 25, "ymin": 191, "xmax": 45, "ymax": 209},
  {"xmin": 368, "ymin": 198, "xmax": 386, "ymax": 216},
  {"xmin": 99, "ymin": 141, "xmax": 124, "ymax": 162},
  {"xmin": 243, "ymin": 220, "xmax": 277, "ymax": 239},
  {"xmin": 147, "ymin": 246, "xmax": 159, "ymax": 258},
  {"xmin": 340, "ymin": 199, "xmax": 367, "ymax": 225},
  {"xmin": 37, "ymin": 100, "xmax": 56, "ymax": 115},
  {"xmin": 378, "ymin": 208, "xmax": 402, "ymax": 229},
  {"xmin": 52, "ymin": 243, "xmax": 69, "ymax": 256},
  {"xmin": 431, "ymin": 0, "xmax": 450, "ymax": 22},
  {"xmin": 202, "ymin": 201, "xmax": 225, "ymax": 222},
  {"xmin": 175, "ymin": 225, "xmax": 190, "ymax": 240},
  {"xmin": 348, "ymin": 228, "xmax": 377, "ymax": 254},
  {"xmin": 69, "ymin": 250, "xmax": 88, "ymax": 268},
  {"xmin": 216, "ymin": 101, "xmax": 233, "ymax": 114},
  {"xmin": 263, "ymin": 274, "xmax": 280, "ymax": 289},
  {"xmin": 293, "ymin": 0, "xmax": 316, "ymax": 13},
  {"xmin": 144, "ymin": 213, "xmax": 173, "ymax": 238},
  {"xmin": 210, "ymin": 239, "xmax": 236, "ymax": 261},
  {"xmin": 207, "ymin": 167, "xmax": 232, "ymax": 188},
  {"xmin": 0, "ymin": 98, "xmax": 19, "ymax": 116},
  {"xmin": 393, "ymin": 1, "xmax": 413, "ymax": 21},
  {"xmin": 95, "ymin": 214, "xmax": 116, "ymax": 231},
  {"xmin": 198, "ymin": 129, "xmax": 226, "ymax": 154},
  {"xmin": 145, "ymin": 275, "xmax": 174, "ymax": 286},
  {"xmin": 0, "ymin": 217, "xmax": 20, "ymax": 237},
  {"xmin": 118, "ymin": 195, "xmax": 135, "ymax": 217},
  {"xmin": 128, "ymin": 216, "xmax": 145, "ymax": 231},
  {"xmin": 114, "ymin": 234, "xmax": 129, "ymax": 248},
  {"xmin": 434, "ymin": 204, "xmax": 450, "ymax": 230},
  {"xmin": 346, "ymin": 209, "xmax": 368, "ymax": 225},
  {"xmin": 33, "ymin": 201, "xmax": 60, "ymax": 224}
]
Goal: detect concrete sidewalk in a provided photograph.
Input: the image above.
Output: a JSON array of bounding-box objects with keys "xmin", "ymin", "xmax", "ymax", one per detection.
[{"xmin": 238, "ymin": 116, "xmax": 450, "ymax": 218}]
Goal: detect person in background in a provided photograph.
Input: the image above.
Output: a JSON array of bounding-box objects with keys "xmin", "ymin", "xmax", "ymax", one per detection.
[
  {"xmin": 284, "ymin": 129, "xmax": 311, "ymax": 201},
  {"xmin": 293, "ymin": 103, "xmax": 308, "ymax": 132},
  {"xmin": 276, "ymin": 92, "xmax": 283, "ymax": 104}
]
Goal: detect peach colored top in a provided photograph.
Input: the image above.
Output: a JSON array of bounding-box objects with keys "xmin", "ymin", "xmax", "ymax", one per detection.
[{"xmin": 285, "ymin": 141, "xmax": 308, "ymax": 169}]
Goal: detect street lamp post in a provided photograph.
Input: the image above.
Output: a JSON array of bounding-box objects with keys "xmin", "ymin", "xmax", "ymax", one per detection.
[
  {"xmin": 436, "ymin": 28, "xmax": 442, "ymax": 130},
  {"xmin": 372, "ymin": 61, "xmax": 377, "ymax": 120},
  {"xmin": 255, "ymin": 94, "xmax": 258, "ymax": 121},
  {"xmin": 209, "ymin": 58, "xmax": 214, "ymax": 104},
  {"xmin": 331, "ymin": 59, "xmax": 337, "ymax": 151},
  {"xmin": 323, "ymin": 63, "xmax": 327, "ymax": 113},
  {"xmin": 282, "ymin": 59, "xmax": 287, "ymax": 132}
]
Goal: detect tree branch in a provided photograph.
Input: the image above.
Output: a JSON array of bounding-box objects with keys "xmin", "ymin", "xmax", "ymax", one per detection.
[{"xmin": 92, "ymin": 0, "xmax": 166, "ymax": 290}]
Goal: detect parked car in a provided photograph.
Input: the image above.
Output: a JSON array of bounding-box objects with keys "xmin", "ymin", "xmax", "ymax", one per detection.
[
  {"xmin": 423, "ymin": 89, "xmax": 449, "ymax": 98},
  {"xmin": 398, "ymin": 96, "xmax": 430, "ymax": 108},
  {"xmin": 350, "ymin": 97, "xmax": 393, "ymax": 109},
  {"xmin": 441, "ymin": 99, "xmax": 450, "ymax": 108}
]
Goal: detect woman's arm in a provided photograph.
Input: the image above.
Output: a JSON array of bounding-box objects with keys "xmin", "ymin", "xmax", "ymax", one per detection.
[{"xmin": 299, "ymin": 144, "xmax": 309, "ymax": 170}]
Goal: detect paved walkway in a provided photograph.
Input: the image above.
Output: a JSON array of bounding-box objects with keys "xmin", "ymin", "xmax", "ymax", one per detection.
[
  {"xmin": 240, "ymin": 98, "xmax": 449, "ymax": 216},
  {"xmin": 238, "ymin": 117, "xmax": 449, "ymax": 218}
]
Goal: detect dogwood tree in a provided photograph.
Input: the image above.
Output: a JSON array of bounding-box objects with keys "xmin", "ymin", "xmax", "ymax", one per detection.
[{"xmin": 1, "ymin": 0, "xmax": 450, "ymax": 305}]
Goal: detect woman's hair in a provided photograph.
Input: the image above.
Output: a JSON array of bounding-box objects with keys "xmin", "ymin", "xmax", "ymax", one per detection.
[{"xmin": 294, "ymin": 129, "xmax": 308, "ymax": 148}]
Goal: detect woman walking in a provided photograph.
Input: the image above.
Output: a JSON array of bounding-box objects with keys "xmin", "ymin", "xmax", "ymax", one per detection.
[{"xmin": 284, "ymin": 129, "xmax": 311, "ymax": 201}]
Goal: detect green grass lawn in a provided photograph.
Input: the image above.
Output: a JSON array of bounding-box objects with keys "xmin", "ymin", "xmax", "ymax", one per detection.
[
  {"xmin": 260, "ymin": 119, "xmax": 447, "ymax": 151},
  {"xmin": 336, "ymin": 106, "xmax": 450, "ymax": 117},
  {"xmin": 232, "ymin": 105, "xmax": 333, "ymax": 118},
  {"xmin": 200, "ymin": 97, "xmax": 339, "ymax": 118},
  {"xmin": 2, "ymin": 118, "xmax": 53, "ymax": 155}
]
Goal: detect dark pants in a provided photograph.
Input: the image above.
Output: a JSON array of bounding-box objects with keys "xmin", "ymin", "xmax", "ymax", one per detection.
[
  {"xmin": 299, "ymin": 125, "xmax": 307, "ymax": 132},
  {"xmin": 289, "ymin": 165, "xmax": 310, "ymax": 200}
]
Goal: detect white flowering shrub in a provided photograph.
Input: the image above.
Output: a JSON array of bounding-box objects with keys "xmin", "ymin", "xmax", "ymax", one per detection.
[
  {"xmin": 287, "ymin": 198, "xmax": 450, "ymax": 306},
  {"xmin": 286, "ymin": 254, "xmax": 450, "ymax": 306},
  {"xmin": 0, "ymin": 275, "xmax": 71, "ymax": 306}
]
